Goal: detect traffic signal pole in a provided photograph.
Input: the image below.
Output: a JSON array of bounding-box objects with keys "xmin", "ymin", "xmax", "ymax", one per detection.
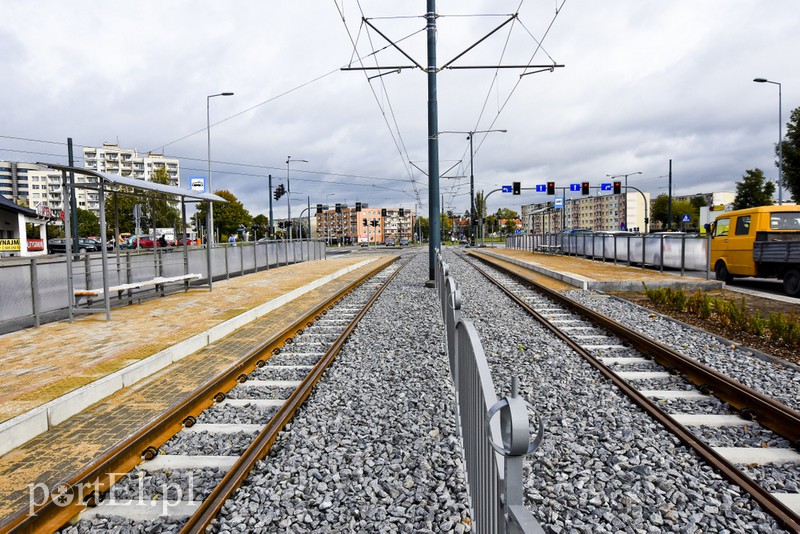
[{"xmin": 268, "ymin": 174, "xmax": 274, "ymax": 238}]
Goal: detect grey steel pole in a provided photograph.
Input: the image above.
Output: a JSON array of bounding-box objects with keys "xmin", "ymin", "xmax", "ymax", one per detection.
[
  {"xmin": 753, "ymin": 78, "xmax": 782, "ymax": 203},
  {"xmin": 67, "ymin": 138, "xmax": 79, "ymax": 254},
  {"xmin": 286, "ymin": 157, "xmax": 292, "ymax": 246},
  {"xmin": 668, "ymin": 159, "xmax": 673, "ymax": 231},
  {"xmin": 778, "ymin": 82, "xmax": 783, "ymax": 205},
  {"xmin": 268, "ymin": 174, "xmax": 274, "ymax": 238},
  {"xmin": 469, "ymin": 133, "xmax": 474, "ymax": 246},
  {"xmin": 426, "ymin": 0, "xmax": 440, "ymax": 286}
]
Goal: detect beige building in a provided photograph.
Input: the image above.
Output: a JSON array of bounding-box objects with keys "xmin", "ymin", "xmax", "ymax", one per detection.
[{"xmin": 316, "ymin": 206, "xmax": 415, "ymax": 244}]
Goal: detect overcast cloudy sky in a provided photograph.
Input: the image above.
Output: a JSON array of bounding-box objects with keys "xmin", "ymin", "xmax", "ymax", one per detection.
[{"xmin": 1, "ymin": 1, "xmax": 798, "ymax": 220}]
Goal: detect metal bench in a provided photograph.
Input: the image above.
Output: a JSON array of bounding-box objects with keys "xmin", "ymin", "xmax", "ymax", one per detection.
[{"xmin": 74, "ymin": 273, "xmax": 202, "ymax": 301}]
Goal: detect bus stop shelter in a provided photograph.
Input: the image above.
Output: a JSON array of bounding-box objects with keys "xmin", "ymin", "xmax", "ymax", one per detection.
[{"xmin": 43, "ymin": 163, "xmax": 227, "ymax": 321}]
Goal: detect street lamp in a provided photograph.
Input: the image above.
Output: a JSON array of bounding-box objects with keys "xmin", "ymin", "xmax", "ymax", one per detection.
[
  {"xmin": 286, "ymin": 156, "xmax": 308, "ymax": 245},
  {"xmin": 753, "ymin": 78, "xmax": 783, "ymax": 205},
  {"xmin": 606, "ymin": 171, "xmax": 641, "ymax": 230},
  {"xmin": 439, "ymin": 129, "xmax": 507, "ymax": 245},
  {"xmin": 206, "ymin": 91, "xmax": 234, "ymax": 247}
]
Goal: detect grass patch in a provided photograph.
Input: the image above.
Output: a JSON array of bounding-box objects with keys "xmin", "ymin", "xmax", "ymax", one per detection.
[{"xmin": 643, "ymin": 283, "xmax": 800, "ymax": 347}]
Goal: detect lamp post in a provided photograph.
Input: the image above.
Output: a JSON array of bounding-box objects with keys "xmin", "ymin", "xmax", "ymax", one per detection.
[
  {"xmin": 205, "ymin": 91, "xmax": 233, "ymax": 290},
  {"xmin": 440, "ymin": 129, "xmax": 507, "ymax": 245},
  {"xmin": 753, "ymin": 78, "xmax": 783, "ymax": 205},
  {"xmin": 606, "ymin": 171, "xmax": 641, "ymax": 230},
  {"xmin": 206, "ymin": 92, "xmax": 234, "ymax": 247},
  {"xmin": 286, "ymin": 156, "xmax": 308, "ymax": 246}
]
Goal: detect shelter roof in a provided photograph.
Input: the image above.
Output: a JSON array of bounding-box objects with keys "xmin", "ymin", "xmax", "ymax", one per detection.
[{"xmin": 40, "ymin": 164, "xmax": 228, "ymax": 203}]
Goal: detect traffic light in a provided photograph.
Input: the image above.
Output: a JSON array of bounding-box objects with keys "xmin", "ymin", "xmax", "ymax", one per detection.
[
  {"xmin": 381, "ymin": 208, "xmax": 387, "ymax": 217},
  {"xmin": 363, "ymin": 218, "xmax": 367, "ymax": 226},
  {"xmin": 399, "ymin": 208, "xmax": 404, "ymax": 217},
  {"xmin": 273, "ymin": 184, "xmax": 285, "ymax": 201},
  {"xmin": 335, "ymin": 203, "xmax": 342, "ymax": 214},
  {"xmin": 613, "ymin": 181, "xmax": 622, "ymax": 195},
  {"xmin": 512, "ymin": 182, "xmax": 521, "ymax": 195},
  {"xmin": 547, "ymin": 181, "xmax": 555, "ymax": 195},
  {"xmin": 581, "ymin": 182, "xmax": 590, "ymax": 195},
  {"xmin": 316, "ymin": 203, "xmax": 323, "ymax": 214},
  {"xmin": 356, "ymin": 202, "xmax": 362, "ymax": 212}
]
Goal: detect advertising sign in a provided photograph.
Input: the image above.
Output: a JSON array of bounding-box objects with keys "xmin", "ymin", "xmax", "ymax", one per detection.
[
  {"xmin": 190, "ymin": 176, "xmax": 206, "ymax": 192},
  {"xmin": 0, "ymin": 239, "xmax": 21, "ymax": 252}
]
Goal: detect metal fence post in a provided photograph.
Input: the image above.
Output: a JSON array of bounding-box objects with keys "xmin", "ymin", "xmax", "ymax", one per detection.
[{"xmin": 30, "ymin": 258, "xmax": 40, "ymax": 328}]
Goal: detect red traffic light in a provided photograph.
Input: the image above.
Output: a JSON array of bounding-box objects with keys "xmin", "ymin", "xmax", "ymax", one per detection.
[
  {"xmin": 613, "ymin": 181, "xmax": 622, "ymax": 195},
  {"xmin": 546, "ymin": 182, "xmax": 555, "ymax": 195},
  {"xmin": 581, "ymin": 182, "xmax": 589, "ymax": 195}
]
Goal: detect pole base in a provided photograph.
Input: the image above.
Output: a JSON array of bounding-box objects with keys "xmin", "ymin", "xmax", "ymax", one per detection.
[{"xmin": 424, "ymin": 279, "xmax": 436, "ymax": 288}]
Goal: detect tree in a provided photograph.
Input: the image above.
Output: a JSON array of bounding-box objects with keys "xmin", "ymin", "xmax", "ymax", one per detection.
[
  {"xmin": 252, "ymin": 214, "xmax": 269, "ymax": 239},
  {"xmin": 417, "ymin": 216, "xmax": 429, "ymax": 240},
  {"xmin": 103, "ymin": 167, "xmax": 180, "ymax": 235},
  {"xmin": 77, "ymin": 208, "xmax": 100, "ymax": 237},
  {"xmin": 733, "ymin": 168, "xmax": 775, "ymax": 210},
  {"xmin": 195, "ymin": 189, "xmax": 253, "ymax": 239},
  {"xmin": 651, "ymin": 194, "xmax": 706, "ymax": 229},
  {"xmin": 779, "ymin": 106, "xmax": 800, "ymax": 203}
]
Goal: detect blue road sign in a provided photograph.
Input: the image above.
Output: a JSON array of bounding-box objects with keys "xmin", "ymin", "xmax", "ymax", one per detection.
[
  {"xmin": 682, "ymin": 214, "xmax": 691, "ymax": 222},
  {"xmin": 570, "ymin": 183, "xmax": 581, "ymax": 192},
  {"xmin": 535, "ymin": 184, "xmax": 547, "ymax": 193},
  {"xmin": 555, "ymin": 197, "xmax": 564, "ymax": 209},
  {"xmin": 501, "ymin": 185, "xmax": 512, "ymax": 193},
  {"xmin": 600, "ymin": 183, "xmax": 612, "ymax": 191}
]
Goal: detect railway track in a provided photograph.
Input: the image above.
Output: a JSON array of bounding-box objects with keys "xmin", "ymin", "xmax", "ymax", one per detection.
[
  {"xmin": 457, "ymin": 250, "xmax": 800, "ymax": 532},
  {"xmin": 6, "ymin": 257, "xmax": 404, "ymax": 533}
]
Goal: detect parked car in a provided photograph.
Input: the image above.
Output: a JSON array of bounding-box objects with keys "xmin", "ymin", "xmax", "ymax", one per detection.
[
  {"xmin": 86, "ymin": 237, "xmax": 114, "ymax": 250},
  {"xmin": 385, "ymin": 239, "xmax": 395, "ymax": 247},
  {"xmin": 399, "ymin": 238, "xmax": 409, "ymax": 246},
  {"xmin": 48, "ymin": 238, "xmax": 101, "ymax": 254}
]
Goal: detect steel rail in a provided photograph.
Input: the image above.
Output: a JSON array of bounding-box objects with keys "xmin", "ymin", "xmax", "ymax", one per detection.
[
  {"xmin": 180, "ymin": 257, "xmax": 407, "ymax": 533},
  {"xmin": 3, "ymin": 257, "xmax": 399, "ymax": 534},
  {"xmin": 462, "ymin": 251, "xmax": 800, "ymax": 532},
  {"xmin": 468, "ymin": 251, "xmax": 800, "ymax": 446}
]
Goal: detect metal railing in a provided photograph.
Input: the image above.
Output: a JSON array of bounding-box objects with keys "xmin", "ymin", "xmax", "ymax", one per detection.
[
  {"xmin": 0, "ymin": 239, "xmax": 325, "ymax": 330},
  {"xmin": 507, "ymin": 232, "xmax": 711, "ymax": 275},
  {"xmin": 436, "ymin": 251, "xmax": 544, "ymax": 534}
]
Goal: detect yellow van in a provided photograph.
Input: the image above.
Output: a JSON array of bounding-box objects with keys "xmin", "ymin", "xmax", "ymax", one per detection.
[{"xmin": 710, "ymin": 205, "xmax": 800, "ymax": 296}]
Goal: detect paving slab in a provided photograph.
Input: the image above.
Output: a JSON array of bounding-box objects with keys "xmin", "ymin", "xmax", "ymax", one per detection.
[{"xmin": 470, "ymin": 248, "xmax": 723, "ymax": 291}]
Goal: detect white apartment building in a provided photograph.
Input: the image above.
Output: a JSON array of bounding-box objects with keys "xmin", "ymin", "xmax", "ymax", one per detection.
[{"xmin": 83, "ymin": 144, "xmax": 179, "ymax": 186}]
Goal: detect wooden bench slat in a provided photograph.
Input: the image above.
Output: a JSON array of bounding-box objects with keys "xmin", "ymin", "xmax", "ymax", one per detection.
[{"xmin": 75, "ymin": 274, "xmax": 202, "ymax": 298}]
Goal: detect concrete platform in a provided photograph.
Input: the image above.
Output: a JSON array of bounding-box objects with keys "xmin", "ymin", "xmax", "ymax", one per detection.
[
  {"xmin": 0, "ymin": 253, "xmax": 395, "ymax": 519},
  {"xmin": 469, "ymin": 248, "xmax": 723, "ymax": 292}
]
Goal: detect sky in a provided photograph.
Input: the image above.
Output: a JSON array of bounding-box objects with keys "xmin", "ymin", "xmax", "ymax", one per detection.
[{"xmin": 1, "ymin": 0, "xmax": 798, "ymax": 221}]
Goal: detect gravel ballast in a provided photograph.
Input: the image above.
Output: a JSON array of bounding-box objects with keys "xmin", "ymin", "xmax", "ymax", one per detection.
[{"xmin": 445, "ymin": 250, "xmax": 791, "ymax": 533}]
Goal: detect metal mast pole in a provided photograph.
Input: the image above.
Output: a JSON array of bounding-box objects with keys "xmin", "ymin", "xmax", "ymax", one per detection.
[
  {"xmin": 268, "ymin": 174, "xmax": 274, "ymax": 238},
  {"xmin": 426, "ymin": 0, "xmax": 440, "ymax": 286},
  {"xmin": 469, "ymin": 133, "xmax": 474, "ymax": 246}
]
